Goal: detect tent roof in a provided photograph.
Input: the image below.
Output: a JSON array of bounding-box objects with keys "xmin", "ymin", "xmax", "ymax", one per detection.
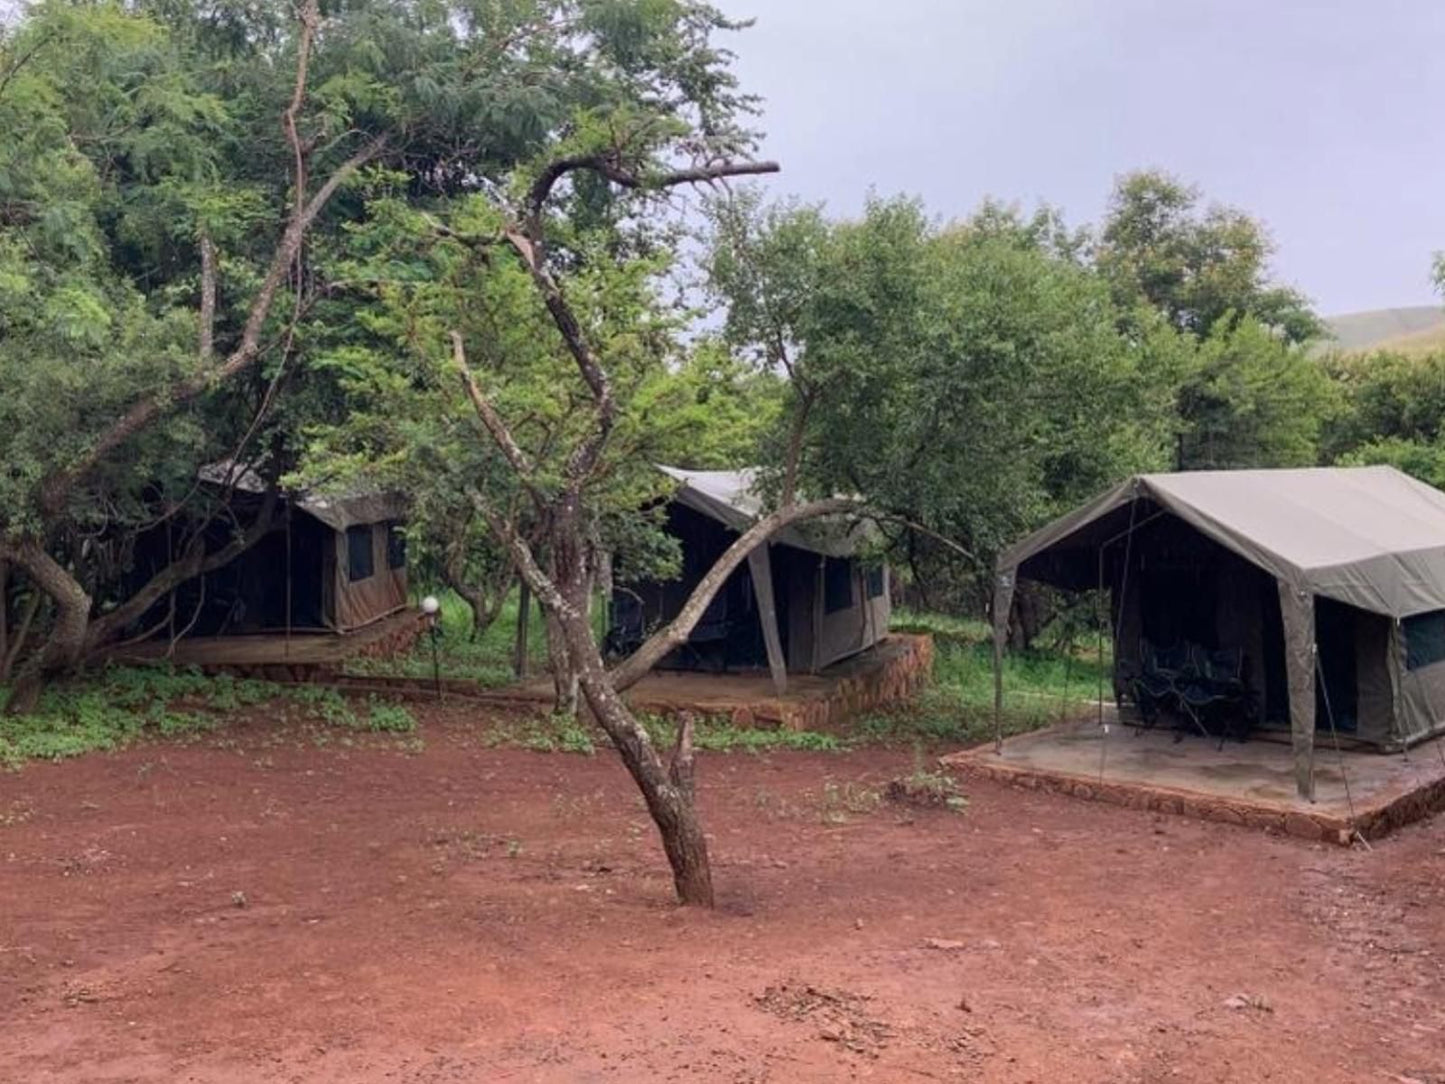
[
  {"xmin": 198, "ymin": 460, "xmax": 407, "ymax": 533},
  {"xmin": 656, "ymin": 465, "xmax": 864, "ymax": 558},
  {"xmin": 1001, "ymin": 466, "xmax": 1445, "ymax": 618}
]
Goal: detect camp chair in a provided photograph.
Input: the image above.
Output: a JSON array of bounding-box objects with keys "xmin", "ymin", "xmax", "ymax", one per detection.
[
  {"xmin": 1131, "ymin": 639, "xmax": 1188, "ymax": 733},
  {"xmin": 1178, "ymin": 645, "xmax": 1250, "ymax": 749},
  {"xmin": 604, "ymin": 595, "xmax": 646, "ymax": 660},
  {"xmin": 675, "ymin": 592, "xmax": 735, "ymax": 672}
]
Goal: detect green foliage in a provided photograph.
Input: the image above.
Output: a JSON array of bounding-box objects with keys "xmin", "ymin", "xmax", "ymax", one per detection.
[
  {"xmin": 707, "ymin": 194, "xmax": 1175, "ymax": 590},
  {"xmin": 1322, "ymin": 350, "xmax": 1445, "ymax": 486},
  {"xmin": 885, "ymin": 748, "xmax": 968, "ymax": 812},
  {"xmin": 1097, "ymin": 170, "xmax": 1322, "ymax": 345},
  {"xmin": 1175, "ymin": 317, "xmax": 1338, "ymax": 470},
  {"xmin": 344, "ymin": 587, "xmax": 554, "ymax": 686},
  {"xmin": 857, "ymin": 617, "xmax": 1107, "ymax": 747},
  {"xmin": 0, "ymin": 666, "xmax": 412, "ymax": 767},
  {"xmin": 889, "ymin": 608, "xmax": 992, "ymax": 643}
]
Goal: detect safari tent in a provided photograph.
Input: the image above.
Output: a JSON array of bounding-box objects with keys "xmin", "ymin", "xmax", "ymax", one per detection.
[
  {"xmin": 608, "ymin": 466, "xmax": 890, "ymax": 693},
  {"xmin": 992, "ymin": 466, "xmax": 1445, "ymax": 800},
  {"xmin": 127, "ymin": 463, "xmax": 410, "ymax": 638}
]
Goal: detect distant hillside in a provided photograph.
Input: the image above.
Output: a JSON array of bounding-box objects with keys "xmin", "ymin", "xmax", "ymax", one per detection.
[{"xmin": 1322, "ymin": 306, "xmax": 1445, "ymax": 356}]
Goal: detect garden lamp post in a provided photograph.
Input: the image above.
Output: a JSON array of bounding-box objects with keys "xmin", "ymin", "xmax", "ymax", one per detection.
[{"xmin": 421, "ymin": 595, "xmax": 442, "ymax": 700}]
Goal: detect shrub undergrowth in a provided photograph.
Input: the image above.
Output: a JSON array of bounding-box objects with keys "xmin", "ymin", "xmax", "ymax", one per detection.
[
  {"xmin": 0, "ymin": 667, "xmax": 415, "ymax": 768},
  {"xmin": 0, "ymin": 609, "xmax": 1097, "ymax": 770}
]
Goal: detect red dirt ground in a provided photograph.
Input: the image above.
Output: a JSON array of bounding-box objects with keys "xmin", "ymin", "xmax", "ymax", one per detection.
[{"xmin": 3, "ymin": 707, "xmax": 1445, "ymax": 1083}]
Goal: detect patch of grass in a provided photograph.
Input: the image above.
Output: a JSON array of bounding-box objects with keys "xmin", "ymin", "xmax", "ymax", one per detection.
[
  {"xmin": 640, "ymin": 713, "xmax": 844, "ymax": 754},
  {"xmin": 889, "ymin": 608, "xmax": 993, "ymax": 644},
  {"xmin": 818, "ymin": 780, "xmax": 881, "ymax": 824},
  {"xmin": 0, "ymin": 665, "xmax": 417, "ymax": 768},
  {"xmin": 858, "ymin": 624, "xmax": 1109, "ymax": 747},
  {"xmin": 476, "ymin": 710, "xmax": 598, "ymax": 754},
  {"xmin": 885, "ymin": 747, "xmax": 968, "ymax": 812},
  {"xmin": 344, "ymin": 586, "xmax": 588, "ymax": 688},
  {"xmin": 361, "ymin": 698, "xmax": 417, "ymax": 734}
]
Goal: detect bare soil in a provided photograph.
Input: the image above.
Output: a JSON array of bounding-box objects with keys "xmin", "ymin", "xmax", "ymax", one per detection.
[{"xmin": 2, "ymin": 706, "xmax": 1444, "ymax": 1083}]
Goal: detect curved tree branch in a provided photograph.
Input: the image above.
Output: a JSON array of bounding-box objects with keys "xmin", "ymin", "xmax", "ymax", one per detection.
[
  {"xmin": 39, "ymin": 0, "xmax": 386, "ymax": 519},
  {"xmin": 608, "ymin": 496, "xmax": 862, "ymax": 691},
  {"xmin": 82, "ymin": 489, "xmax": 280, "ymax": 654}
]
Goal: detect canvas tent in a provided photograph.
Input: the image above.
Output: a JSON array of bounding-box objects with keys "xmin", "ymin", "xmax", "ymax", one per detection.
[
  {"xmin": 609, "ymin": 466, "xmax": 890, "ymax": 693},
  {"xmin": 992, "ymin": 466, "xmax": 1445, "ymax": 800},
  {"xmin": 127, "ymin": 462, "xmax": 409, "ymax": 637}
]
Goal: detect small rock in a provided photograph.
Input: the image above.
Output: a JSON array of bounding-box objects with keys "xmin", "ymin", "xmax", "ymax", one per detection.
[
  {"xmin": 1222, "ymin": 993, "xmax": 1273, "ymax": 1012},
  {"xmin": 854, "ymin": 918, "xmax": 864, "ymax": 930},
  {"xmin": 924, "ymin": 938, "xmax": 966, "ymax": 951},
  {"xmin": 957, "ymin": 996, "xmax": 973, "ymax": 1013},
  {"xmin": 231, "ymin": 891, "xmax": 247, "ymax": 909}
]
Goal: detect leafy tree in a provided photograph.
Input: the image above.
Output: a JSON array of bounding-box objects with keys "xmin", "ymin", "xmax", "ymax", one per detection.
[
  {"xmin": 1323, "ymin": 350, "xmax": 1445, "ymax": 485},
  {"xmin": 1097, "ymin": 170, "xmax": 1322, "ymax": 346},
  {"xmin": 3, "ymin": 0, "xmax": 764, "ymax": 715},
  {"xmin": 0, "ymin": 0, "xmax": 391, "ymax": 710},
  {"xmin": 266, "ymin": 0, "xmax": 829, "ymax": 906},
  {"xmin": 1173, "ymin": 317, "xmax": 1337, "ymax": 470},
  {"xmin": 707, "ymin": 194, "xmax": 1175, "ymax": 610}
]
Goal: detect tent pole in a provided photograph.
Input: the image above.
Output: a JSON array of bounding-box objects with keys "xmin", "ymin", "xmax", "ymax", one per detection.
[
  {"xmin": 1315, "ymin": 650, "xmax": 1360, "ymax": 840},
  {"xmin": 993, "ymin": 628, "xmax": 1004, "ymax": 755},
  {"xmin": 284, "ymin": 498, "xmax": 292, "ymax": 660},
  {"xmin": 1096, "ymin": 549, "xmax": 1106, "ymax": 728},
  {"xmin": 992, "ymin": 571, "xmax": 1014, "ymax": 756}
]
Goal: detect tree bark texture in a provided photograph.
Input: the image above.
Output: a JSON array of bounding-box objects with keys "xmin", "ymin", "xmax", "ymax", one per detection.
[{"xmin": 0, "ymin": 540, "xmax": 92, "ymax": 715}]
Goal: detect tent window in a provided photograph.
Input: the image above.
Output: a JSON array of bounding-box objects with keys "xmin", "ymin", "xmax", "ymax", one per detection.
[
  {"xmin": 346, "ymin": 525, "xmax": 375, "ymax": 582},
  {"xmin": 824, "ymin": 558, "xmax": 853, "ymax": 614},
  {"xmin": 386, "ymin": 522, "xmax": 406, "ymax": 570},
  {"xmin": 864, "ymin": 565, "xmax": 885, "ymax": 599},
  {"xmin": 1404, "ymin": 610, "xmax": 1445, "ymax": 671}
]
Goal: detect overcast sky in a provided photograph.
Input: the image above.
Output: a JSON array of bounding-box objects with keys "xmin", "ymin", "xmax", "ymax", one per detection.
[{"xmin": 714, "ymin": 0, "xmax": 1445, "ymax": 316}]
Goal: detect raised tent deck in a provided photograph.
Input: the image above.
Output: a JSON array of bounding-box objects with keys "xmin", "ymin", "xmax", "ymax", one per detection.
[
  {"xmin": 945, "ymin": 714, "xmax": 1445, "ymax": 843},
  {"xmin": 103, "ymin": 609, "xmax": 424, "ymax": 681}
]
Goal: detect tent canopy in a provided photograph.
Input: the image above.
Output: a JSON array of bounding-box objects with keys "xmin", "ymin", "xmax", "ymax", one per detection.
[
  {"xmin": 642, "ymin": 466, "xmax": 890, "ymax": 693},
  {"xmin": 993, "ymin": 466, "xmax": 1445, "ymax": 802},
  {"xmin": 198, "ymin": 460, "xmax": 408, "ymax": 534},
  {"xmin": 657, "ymin": 465, "xmax": 867, "ymax": 558},
  {"xmin": 1000, "ymin": 466, "xmax": 1445, "ymax": 620},
  {"xmin": 197, "ymin": 459, "xmax": 408, "ymax": 632}
]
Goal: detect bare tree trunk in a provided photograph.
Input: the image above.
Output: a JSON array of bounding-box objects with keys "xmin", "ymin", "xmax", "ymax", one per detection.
[
  {"xmin": 558, "ymin": 594, "xmax": 712, "ymax": 906},
  {"xmin": 441, "ymin": 570, "xmax": 490, "ymax": 642},
  {"xmin": 544, "ymin": 609, "xmax": 578, "ymax": 716},
  {"xmin": 440, "ymin": 550, "xmax": 512, "ymax": 643},
  {"xmin": 488, "ymin": 509, "xmax": 714, "ymax": 906},
  {"xmin": 1007, "ymin": 582, "xmax": 1052, "ymax": 652},
  {"xmin": 596, "ymin": 548, "xmax": 613, "ymax": 642},
  {"xmin": 1, "ymin": 540, "xmax": 92, "ymax": 715},
  {"xmin": 81, "ymin": 495, "xmax": 278, "ymax": 657}
]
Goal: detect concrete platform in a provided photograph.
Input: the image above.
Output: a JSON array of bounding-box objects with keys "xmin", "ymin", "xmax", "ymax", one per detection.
[{"xmin": 944, "ymin": 715, "xmax": 1445, "ymax": 844}]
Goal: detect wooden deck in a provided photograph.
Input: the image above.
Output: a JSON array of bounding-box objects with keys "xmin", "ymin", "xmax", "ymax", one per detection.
[{"xmin": 104, "ymin": 609, "xmax": 424, "ymax": 678}]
